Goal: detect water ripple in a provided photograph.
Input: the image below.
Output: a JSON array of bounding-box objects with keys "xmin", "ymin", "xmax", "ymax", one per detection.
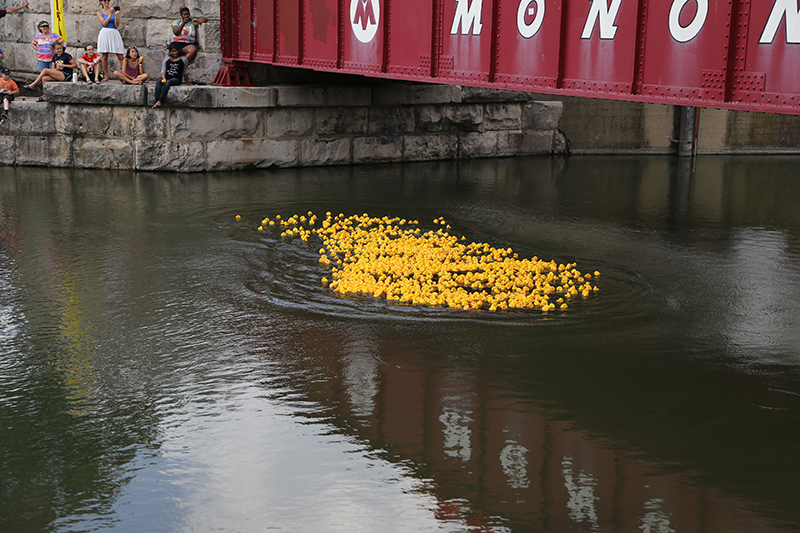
[{"xmin": 239, "ymin": 232, "xmax": 652, "ymax": 328}]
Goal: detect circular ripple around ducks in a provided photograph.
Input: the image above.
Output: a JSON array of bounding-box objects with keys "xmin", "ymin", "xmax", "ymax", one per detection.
[{"xmin": 240, "ymin": 211, "xmax": 647, "ymax": 325}]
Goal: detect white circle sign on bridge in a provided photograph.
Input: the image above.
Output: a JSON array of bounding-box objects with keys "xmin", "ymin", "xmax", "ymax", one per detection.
[
  {"xmin": 351, "ymin": 0, "xmax": 380, "ymax": 43},
  {"xmin": 517, "ymin": 0, "xmax": 545, "ymax": 39}
]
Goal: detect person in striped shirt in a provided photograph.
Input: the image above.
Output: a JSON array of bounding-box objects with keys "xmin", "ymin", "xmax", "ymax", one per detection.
[{"xmin": 30, "ymin": 20, "xmax": 63, "ymax": 71}]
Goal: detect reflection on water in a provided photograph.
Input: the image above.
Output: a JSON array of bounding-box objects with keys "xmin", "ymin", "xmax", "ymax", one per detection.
[{"xmin": 1, "ymin": 156, "xmax": 800, "ymax": 532}]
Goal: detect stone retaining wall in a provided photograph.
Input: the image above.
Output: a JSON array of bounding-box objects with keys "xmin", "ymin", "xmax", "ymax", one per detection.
[{"xmin": 0, "ymin": 83, "xmax": 565, "ymax": 171}]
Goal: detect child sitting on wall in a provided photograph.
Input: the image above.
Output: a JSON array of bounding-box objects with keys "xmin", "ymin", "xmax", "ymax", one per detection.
[
  {"xmin": 113, "ymin": 46, "xmax": 148, "ymax": 85},
  {"xmin": 0, "ymin": 68, "xmax": 19, "ymax": 124},
  {"xmin": 23, "ymin": 41, "xmax": 77, "ymax": 101},
  {"xmin": 152, "ymin": 43, "xmax": 189, "ymax": 109},
  {"xmin": 77, "ymin": 44, "xmax": 103, "ymax": 83}
]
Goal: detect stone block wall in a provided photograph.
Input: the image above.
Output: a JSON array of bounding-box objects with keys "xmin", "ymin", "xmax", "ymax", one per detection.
[
  {"xmin": 532, "ymin": 93, "xmax": 800, "ymax": 155},
  {"xmin": 0, "ymin": 83, "xmax": 565, "ymax": 171},
  {"xmin": 0, "ymin": 0, "xmax": 222, "ymax": 83}
]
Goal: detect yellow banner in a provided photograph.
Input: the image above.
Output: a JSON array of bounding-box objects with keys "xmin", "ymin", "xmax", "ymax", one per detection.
[{"xmin": 51, "ymin": 0, "xmax": 67, "ymax": 41}]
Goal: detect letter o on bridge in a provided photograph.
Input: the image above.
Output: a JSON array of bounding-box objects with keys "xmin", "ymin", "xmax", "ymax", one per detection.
[
  {"xmin": 517, "ymin": 0, "xmax": 545, "ymax": 39},
  {"xmin": 669, "ymin": 0, "xmax": 708, "ymax": 43}
]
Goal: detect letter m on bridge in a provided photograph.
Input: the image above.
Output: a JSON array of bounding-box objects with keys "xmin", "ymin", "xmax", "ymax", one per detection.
[
  {"xmin": 760, "ymin": 0, "xmax": 800, "ymax": 43},
  {"xmin": 451, "ymin": 0, "xmax": 483, "ymax": 35},
  {"xmin": 353, "ymin": 0, "xmax": 377, "ymax": 30}
]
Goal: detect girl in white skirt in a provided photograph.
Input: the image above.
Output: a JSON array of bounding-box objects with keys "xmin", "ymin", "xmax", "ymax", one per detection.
[{"xmin": 96, "ymin": 0, "xmax": 124, "ymax": 81}]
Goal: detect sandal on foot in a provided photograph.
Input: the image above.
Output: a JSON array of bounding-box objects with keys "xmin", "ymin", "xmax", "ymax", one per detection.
[
  {"xmin": 37, "ymin": 96, "xmax": 45, "ymax": 102},
  {"xmin": 23, "ymin": 84, "xmax": 32, "ymax": 90}
]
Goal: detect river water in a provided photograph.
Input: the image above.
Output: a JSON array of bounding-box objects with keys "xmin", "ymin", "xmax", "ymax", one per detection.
[{"xmin": 1, "ymin": 156, "xmax": 799, "ymax": 532}]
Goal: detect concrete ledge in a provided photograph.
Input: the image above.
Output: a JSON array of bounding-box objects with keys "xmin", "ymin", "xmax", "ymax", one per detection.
[
  {"xmin": 46, "ymin": 83, "xmax": 148, "ymax": 106},
  {"xmin": 460, "ymin": 86, "xmax": 533, "ymax": 103},
  {"xmin": 275, "ymin": 86, "xmax": 373, "ymax": 107},
  {"xmin": 147, "ymin": 85, "xmax": 277, "ymax": 108},
  {"xmin": 372, "ymin": 85, "xmax": 463, "ymax": 106},
  {"xmin": 45, "ymin": 83, "xmax": 277, "ymax": 108},
  {"xmin": 1, "ymin": 84, "xmax": 565, "ymax": 171},
  {"xmin": 42, "ymin": 83, "xmax": 475, "ymax": 109}
]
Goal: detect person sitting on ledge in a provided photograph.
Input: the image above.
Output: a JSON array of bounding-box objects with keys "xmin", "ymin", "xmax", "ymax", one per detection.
[
  {"xmin": 170, "ymin": 7, "xmax": 207, "ymax": 64},
  {"xmin": 77, "ymin": 44, "xmax": 103, "ymax": 83},
  {"xmin": 1, "ymin": 0, "xmax": 28, "ymax": 19},
  {"xmin": 0, "ymin": 67, "xmax": 19, "ymax": 124},
  {"xmin": 23, "ymin": 41, "xmax": 76, "ymax": 101},
  {"xmin": 113, "ymin": 46, "xmax": 148, "ymax": 84},
  {"xmin": 152, "ymin": 43, "xmax": 189, "ymax": 109}
]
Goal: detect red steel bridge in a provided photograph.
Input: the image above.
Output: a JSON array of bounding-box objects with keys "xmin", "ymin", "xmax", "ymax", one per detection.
[{"xmin": 218, "ymin": 0, "xmax": 800, "ymax": 115}]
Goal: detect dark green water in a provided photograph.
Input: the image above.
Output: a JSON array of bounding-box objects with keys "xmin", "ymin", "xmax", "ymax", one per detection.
[{"xmin": 1, "ymin": 156, "xmax": 799, "ymax": 532}]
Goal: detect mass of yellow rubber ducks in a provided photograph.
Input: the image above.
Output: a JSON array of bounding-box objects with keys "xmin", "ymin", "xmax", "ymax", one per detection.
[{"xmin": 250, "ymin": 211, "xmax": 600, "ymax": 313}]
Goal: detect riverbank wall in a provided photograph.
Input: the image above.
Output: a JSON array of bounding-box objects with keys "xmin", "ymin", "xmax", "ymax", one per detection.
[
  {"xmin": 531, "ymin": 94, "xmax": 800, "ymax": 155},
  {"xmin": 0, "ymin": 83, "xmax": 565, "ymax": 172}
]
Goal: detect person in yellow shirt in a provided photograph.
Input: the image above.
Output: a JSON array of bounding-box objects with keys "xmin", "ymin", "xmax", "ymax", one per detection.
[{"xmin": 0, "ymin": 67, "xmax": 20, "ymax": 123}]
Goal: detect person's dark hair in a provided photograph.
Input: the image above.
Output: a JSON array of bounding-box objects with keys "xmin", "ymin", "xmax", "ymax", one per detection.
[
  {"xmin": 168, "ymin": 43, "xmax": 181, "ymax": 52},
  {"xmin": 126, "ymin": 46, "xmax": 138, "ymax": 59},
  {"xmin": 179, "ymin": 7, "xmax": 190, "ymax": 15}
]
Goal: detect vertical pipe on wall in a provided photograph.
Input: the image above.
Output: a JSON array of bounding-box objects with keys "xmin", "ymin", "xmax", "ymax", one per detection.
[{"xmin": 678, "ymin": 106, "xmax": 698, "ymax": 157}]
